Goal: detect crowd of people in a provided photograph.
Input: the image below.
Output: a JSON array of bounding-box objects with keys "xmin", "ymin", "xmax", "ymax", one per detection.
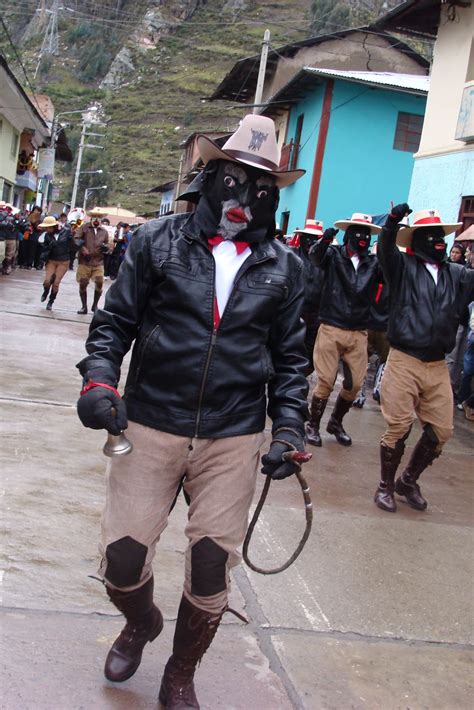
[{"xmin": 0, "ymin": 200, "xmax": 135, "ymax": 314}]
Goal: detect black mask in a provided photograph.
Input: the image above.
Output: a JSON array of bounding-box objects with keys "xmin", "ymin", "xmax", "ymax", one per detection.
[
  {"xmin": 299, "ymin": 234, "xmax": 317, "ymax": 253},
  {"xmin": 412, "ymin": 227, "xmax": 447, "ymax": 263},
  {"xmin": 198, "ymin": 160, "xmax": 279, "ymax": 243},
  {"xmin": 344, "ymin": 225, "xmax": 371, "ymax": 256},
  {"xmin": 92, "ymin": 219, "xmax": 100, "ymax": 228}
]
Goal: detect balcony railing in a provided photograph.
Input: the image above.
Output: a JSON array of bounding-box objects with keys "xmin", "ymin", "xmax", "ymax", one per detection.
[{"xmin": 16, "ymin": 170, "xmax": 38, "ymax": 191}]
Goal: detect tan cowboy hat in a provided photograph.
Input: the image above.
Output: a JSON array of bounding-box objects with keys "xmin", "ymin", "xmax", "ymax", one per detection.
[
  {"xmin": 455, "ymin": 224, "xmax": 474, "ymax": 242},
  {"xmin": 88, "ymin": 207, "xmax": 108, "ymax": 218},
  {"xmin": 396, "ymin": 209, "xmax": 463, "ymax": 248},
  {"xmin": 196, "ymin": 114, "xmax": 305, "ymax": 188},
  {"xmin": 334, "ymin": 212, "xmax": 382, "ymax": 235},
  {"xmin": 38, "ymin": 215, "xmax": 59, "ymax": 229}
]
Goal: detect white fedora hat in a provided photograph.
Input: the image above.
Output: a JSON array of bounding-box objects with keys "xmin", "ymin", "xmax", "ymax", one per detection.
[
  {"xmin": 196, "ymin": 114, "xmax": 305, "ymax": 188},
  {"xmin": 334, "ymin": 212, "xmax": 382, "ymax": 235},
  {"xmin": 396, "ymin": 208, "xmax": 463, "ymax": 248}
]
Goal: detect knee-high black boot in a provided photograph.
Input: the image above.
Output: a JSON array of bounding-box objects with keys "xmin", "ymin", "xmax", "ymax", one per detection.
[
  {"xmin": 104, "ymin": 576, "xmax": 163, "ymax": 682},
  {"xmin": 159, "ymin": 595, "xmax": 224, "ymax": 709},
  {"xmin": 395, "ymin": 427, "xmax": 440, "ymax": 510},
  {"xmin": 77, "ymin": 289, "xmax": 87, "ymax": 315},
  {"xmin": 326, "ymin": 394, "xmax": 352, "ymax": 446},
  {"xmin": 91, "ymin": 289, "xmax": 102, "ymax": 313},
  {"xmin": 46, "ymin": 291, "xmax": 56, "ymax": 311}
]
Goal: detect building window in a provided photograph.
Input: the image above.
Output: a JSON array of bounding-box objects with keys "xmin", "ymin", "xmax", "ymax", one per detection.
[
  {"xmin": 393, "ymin": 112, "xmax": 423, "ymax": 152},
  {"xmin": 10, "ymin": 130, "xmax": 19, "ymax": 159},
  {"xmin": 2, "ymin": 182, "xmax": 12, "ymax": 202}
]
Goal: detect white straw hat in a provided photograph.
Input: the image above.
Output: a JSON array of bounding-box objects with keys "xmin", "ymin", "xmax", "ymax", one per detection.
[
  {"xmin": 334, "ymin": 212, "xmax": 382, "ymax": 235},
  {"xmin": 396, "ymin": 209, "xmax": 462, "ymax": 248}
]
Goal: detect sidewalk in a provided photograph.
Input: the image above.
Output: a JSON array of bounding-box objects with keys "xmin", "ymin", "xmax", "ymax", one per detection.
[{"xmin": 1, "ymin": 267, "xmax": 473, "ymax": 709}]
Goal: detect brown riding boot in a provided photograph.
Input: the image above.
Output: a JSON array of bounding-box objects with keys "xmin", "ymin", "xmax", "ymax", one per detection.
[
  {"xmin": 305, "ymin": 396, "xmax": 328, "ymax": 447},
  {"xmin": 158, "ymin": 595, "xmax": 224, "ymax": 709},
  {"xmin": 374, "ymin": 441, "xmax": 406, "ymax": 513},
  {"xmin": 395, "ymin": 428, "xmax": 440, "ymax": 511},
  {"xmin": 326, "ymin": 394, "xmax": 352, "ymax": 446},
  {"xmin": 104, "ymin": 576, "xmax": 163, "ymax": 682}
]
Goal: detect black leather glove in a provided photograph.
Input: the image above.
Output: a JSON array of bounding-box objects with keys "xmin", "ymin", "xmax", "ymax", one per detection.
[
  {"xmin": 77, "ymin": 385, "xmax": 128, "ymax": 435},
  {"xmin": 100, "ymin": 243, "xmax": 110, "ymax": 254},
  {"xmin": 261, "ymin": 427, "xmax": 305, "ymax": 480},
  {"xmin": 385, "ymin": 203, "xmax": 412, "ymax": 228},
  {"xmin": 322, "ymin": 227, "xmax": 338, "ymax": 243}
]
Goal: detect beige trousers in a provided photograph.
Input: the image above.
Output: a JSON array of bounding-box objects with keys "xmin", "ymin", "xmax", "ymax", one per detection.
[
  {"xmin": 99, "ymin": 421, "xmax": 265, "ymax": 614},
  {"xmin": 313, "ymin": 323, "xmax": 368, "ymax": 401},
  {"xmin": 380, "ymin": 348, "xmax": 454, "ymax": 449},
  {"xmin": 44, "ymin": 259, "xmax": 69, "ymax": 294}
]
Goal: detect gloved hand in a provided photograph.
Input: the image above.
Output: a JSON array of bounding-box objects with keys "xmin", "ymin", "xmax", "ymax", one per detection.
[
  {"xmin": 385, "ymin": 203, "xmax": 412, "ymax": 228},
  {"xmin": 100, "ymin": 243, "xmax": 110, "ymax": 254},
  {"xmin": 321, "ymin": 227, "xmax": 338, "ymax": 243},
  {"xmin": 261, "ymin": 427, "xmax": 305, "ymax": 480},
  {"xmin": 77, "ymin": 384, "xmax": 128, "ymax": 435}
]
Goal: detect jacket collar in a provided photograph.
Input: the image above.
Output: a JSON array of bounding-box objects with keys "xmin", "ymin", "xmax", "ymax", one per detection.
[{"xmin": 181, "ymin": 213, "xmax": 277, "ymax": 263}]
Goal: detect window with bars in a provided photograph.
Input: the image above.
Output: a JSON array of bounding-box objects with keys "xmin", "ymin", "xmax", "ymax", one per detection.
[{"xmin": 393, "ymin": 112, "xmax": 424, "ymax": 153}]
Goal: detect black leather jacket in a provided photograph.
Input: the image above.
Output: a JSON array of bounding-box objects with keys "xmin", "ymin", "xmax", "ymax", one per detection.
[
  {"xmin": 41, "ymin": 226, "xmax": 75, "ymax": 262},
  {"xmin": 378, "ymin": 225, "xmax": 474, "ymax": 361},
  {"xmin": 310, "ymin": 240, "xmax": 380, "ymax": 330},
  {"xmin": 77, "ymin": 213, "xmax": 309, "ymax": 438},
  {"xmin": 292, "ymin": 246, "xmax": 325, "ymax": 314}
]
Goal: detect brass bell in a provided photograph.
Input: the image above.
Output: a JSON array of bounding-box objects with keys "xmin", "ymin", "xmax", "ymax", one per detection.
[
  {"xmin": 103, "ymin": 407, "xmax": 133, "ymax": 457},
  {"xmin": 103, "ymin": 431, "xmax": 133, "ymax": 457}
]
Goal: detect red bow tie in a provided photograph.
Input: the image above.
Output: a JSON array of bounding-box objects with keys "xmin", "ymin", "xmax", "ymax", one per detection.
[{"xmin": 208, "ymin": 235, "xmax": 249, "ymax": 255}]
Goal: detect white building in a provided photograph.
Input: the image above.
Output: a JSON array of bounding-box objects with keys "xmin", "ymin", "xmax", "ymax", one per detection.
[{"xmin": 377, "ymin": 0, "xmax": 474, "ymax": 236}]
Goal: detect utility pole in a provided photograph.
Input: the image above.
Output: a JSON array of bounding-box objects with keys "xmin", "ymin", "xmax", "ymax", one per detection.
[
  {"xmin": 253, "ymin": 29, "xmax": 270, "ymax": 113},
  {"xmin": 70, "ymin": 114, "xmax": 106, "ymax": 209},
  {"xmin": 34, "ymin": 0, "xmax": 61, "ymax": 79},
  {"xmin": 70, "ymin": 122, "xmax": 87, "ymax": 210}
]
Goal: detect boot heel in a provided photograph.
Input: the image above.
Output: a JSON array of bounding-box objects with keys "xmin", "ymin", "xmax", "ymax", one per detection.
[{"xmin": 149, "ymin": 612, "xmax": 164, "ymax": 643}]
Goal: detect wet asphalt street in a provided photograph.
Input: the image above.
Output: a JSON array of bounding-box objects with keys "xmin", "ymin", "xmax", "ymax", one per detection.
[{"xmin": 0, "ymin": 262, "xmax": 473, "ymax": 709}]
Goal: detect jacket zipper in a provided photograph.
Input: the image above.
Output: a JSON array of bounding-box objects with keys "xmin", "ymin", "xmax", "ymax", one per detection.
[
  {"xmin": 135, "ymin": 324, "xmax": 160, "ymax": 382},
  {"xmin": 190, "ymin": 238, "xmax": 275, "ymax": 438}
]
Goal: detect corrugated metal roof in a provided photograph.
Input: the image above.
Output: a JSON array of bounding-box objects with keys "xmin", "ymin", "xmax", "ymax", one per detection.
[{"xmin": 304, "ymin": 68, "xmax": 430, "ymax": 94}]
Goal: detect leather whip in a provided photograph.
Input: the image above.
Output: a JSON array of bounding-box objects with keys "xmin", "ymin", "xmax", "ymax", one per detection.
[{"xmin": 243, "ymin": 450, "xmax": 313, "ymax": 575}]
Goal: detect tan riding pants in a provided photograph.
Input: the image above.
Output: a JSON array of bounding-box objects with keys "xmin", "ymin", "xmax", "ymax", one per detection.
[
  {"xmin": 380, "ymin": 348, "xmax": 454, "ymax": 449},
  {"xmin": 44, "ymin": 259, "xmax": 69, "ymax": 294},
  {"xmin": 313, "ymin": 323, "xmax": 368, "ymax": 401},
  {"xmin": 99, "ymin": 421, "xmax": 265, "ymax": 614}
]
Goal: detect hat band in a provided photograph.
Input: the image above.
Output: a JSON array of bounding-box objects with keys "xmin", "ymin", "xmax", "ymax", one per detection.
[
  {"xmin": 224, "ymin": 149, "xmax": 279, "ymax": 172},
  {"xmin": 353, "ymin": 218, "xmax": 372, "ymax": 225},
  {"xmin": 413, "ymin": 216, "xmax": 442, "ymax": 226}
]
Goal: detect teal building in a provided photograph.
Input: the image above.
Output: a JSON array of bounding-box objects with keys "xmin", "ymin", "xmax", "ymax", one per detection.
[{"xmin": 274, "ymin": 69, "xmax": 428, "ymax": 236}]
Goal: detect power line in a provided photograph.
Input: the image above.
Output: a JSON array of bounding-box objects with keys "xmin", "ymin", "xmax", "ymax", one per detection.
[{"xmin": 0, "ymin": 16, "xmax": 49, "ymax": 121}]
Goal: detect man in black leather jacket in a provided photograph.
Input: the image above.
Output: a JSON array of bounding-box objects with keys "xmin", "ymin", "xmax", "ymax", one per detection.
[
  {"xmin": 374, "ymin": 204, "xmax": 474, "ymax": 514},
  {"xmin": 75, "ymin": 115, "xmax": 308, "ymax": 708},
  {"xmin": 306, "ymin": 213, "xmax": 382, "ymax": 447},
  {"xmin": 39, "ymin": 216, "xmax": 75, "ymax": 310},
  {"xmin": 288, "ymin": 219, "xmax": 325, "ymax": 376}
]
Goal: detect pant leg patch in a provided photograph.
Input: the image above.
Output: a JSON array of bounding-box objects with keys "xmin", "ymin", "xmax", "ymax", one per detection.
[
  {"xmin": 191, "ymin": 537, "xmax": 229, "ymax": 597},
  {"xmin": 104, "ymin": 536, "xmax": 147, "ymax": 588}
]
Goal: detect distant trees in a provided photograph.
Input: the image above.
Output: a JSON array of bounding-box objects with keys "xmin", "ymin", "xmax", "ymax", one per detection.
[{"xmin": 309, "ymin": 0, "xmax": 401, "ymax": 36}]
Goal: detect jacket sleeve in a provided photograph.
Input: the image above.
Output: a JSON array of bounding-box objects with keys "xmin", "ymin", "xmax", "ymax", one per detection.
[
  {"xmin": 309, "ymin": 238, "xmax": 333, "ymax": 269},
  {"xmin": 76, "ymin": 224, "xmax": 155, "ymax": 386},
  {"xmin": 267, "ymin": 257, "xmax": 309, "ymax": 435},
  {"xmin": 378, "ymin": 224, "xmax": 403, "ymax": 287}
]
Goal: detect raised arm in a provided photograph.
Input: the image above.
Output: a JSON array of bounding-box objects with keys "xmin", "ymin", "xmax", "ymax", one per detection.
[{"xmin": 378, "ymin": 203, "xmax": 411, "ymax": 286}]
